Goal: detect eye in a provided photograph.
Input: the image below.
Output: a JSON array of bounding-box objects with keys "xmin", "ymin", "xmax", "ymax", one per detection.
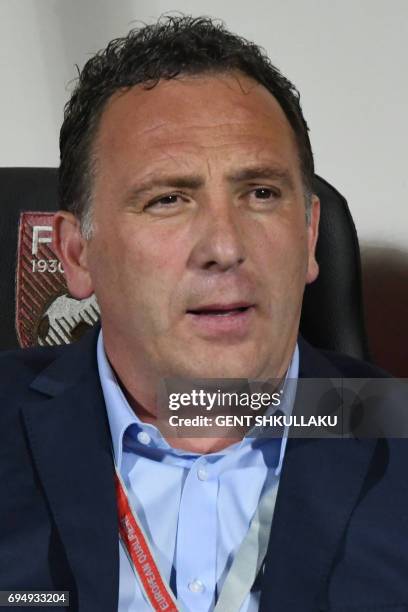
[
  {"xmin": 245, "ymin": 186, "xmax": 282, "ymax": 211},
  {"xmin": 251, "ymin": 187, "xmax": 280, "ymax": 200},
  {"xmin": 144, "ymin": 193, "xmax": 185, "ymax": 211}
]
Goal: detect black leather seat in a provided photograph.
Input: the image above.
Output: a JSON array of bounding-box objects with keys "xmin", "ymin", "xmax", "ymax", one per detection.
[
  {"xmin": 302, "ymin": 175, "xmax": 370, "ymax": 360},
  {"xmin": 0, "ymin": 168, "xmax": 370, "ymax": 359}
]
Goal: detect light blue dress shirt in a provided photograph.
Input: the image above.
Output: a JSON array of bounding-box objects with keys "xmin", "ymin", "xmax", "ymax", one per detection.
[{"xmin": 97, "ymin": 332, "xmax": 299, "ymax": 612}]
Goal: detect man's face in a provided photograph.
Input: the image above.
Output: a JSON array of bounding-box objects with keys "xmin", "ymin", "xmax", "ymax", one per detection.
[{"xmin": 58, "ymin": 72, "xmax": 319, "ymax": 386}]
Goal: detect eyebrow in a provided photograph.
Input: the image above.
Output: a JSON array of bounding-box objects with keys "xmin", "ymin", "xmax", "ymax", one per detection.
[
  {"xmin": 227, "ymin": 165, "xmax": 295, "ymax": 189},
  {"xmin": 124, "ymin": 164, "xmax": 294, "ymax": 202},
  {"xmin": 124, "ymin": 175, "xmax": 204, "ymax": 202}
]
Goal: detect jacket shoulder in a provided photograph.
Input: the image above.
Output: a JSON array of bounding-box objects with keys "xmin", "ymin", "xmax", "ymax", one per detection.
[
  {"xmin": 0, "ymin": 344, "xmax": 66, "ymax": 396},
  {"xmin": 298, "ymin": 336, "xmax": 391, "ymax": 378},
  {"xmin": 318, "ymin": 348, "xmax": 391, "ymax": 378}
]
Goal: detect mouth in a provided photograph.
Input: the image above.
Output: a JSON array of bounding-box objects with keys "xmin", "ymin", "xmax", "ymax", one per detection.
[
  {"xmin": 186, "ymin": 302, "xmax": 255, "ymax": 336},
  {"xmin": 187, "ymin": 302, "xmax": 253, "ymax": 315}
]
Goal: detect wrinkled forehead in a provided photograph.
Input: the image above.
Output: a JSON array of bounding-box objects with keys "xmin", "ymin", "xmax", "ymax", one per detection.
[{"xmin": 95, "ymin": 72, "xmax": 297, "ymax": 151}]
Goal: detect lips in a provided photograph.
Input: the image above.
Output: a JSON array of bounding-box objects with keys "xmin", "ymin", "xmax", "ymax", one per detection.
[
  {"xmin": 186, "ymin": 302, "xmax": 255, "ymax": 337},
  {"xmin": 187, "ymin": 302, "xmax": 253, "ymax": 316}
]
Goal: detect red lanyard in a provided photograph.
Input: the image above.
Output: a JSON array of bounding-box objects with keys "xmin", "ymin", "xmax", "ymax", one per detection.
[
  {"xmin": 115, "ymin": 469, "xmax": 180, "ymax": 611},
  {"xmin": 115, "ymin": 461, "xmax": 278, "ymax": 612}
]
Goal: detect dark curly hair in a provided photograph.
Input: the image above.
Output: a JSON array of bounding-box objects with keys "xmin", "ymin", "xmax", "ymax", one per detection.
[{"xmin": 59, "ymin": 15, "xmax": 314, "ymax": 233}]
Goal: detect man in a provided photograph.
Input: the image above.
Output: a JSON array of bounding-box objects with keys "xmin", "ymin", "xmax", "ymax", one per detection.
[{"xmin": 1, "ymin": 15, "xmax": 407, "ymax": 612}]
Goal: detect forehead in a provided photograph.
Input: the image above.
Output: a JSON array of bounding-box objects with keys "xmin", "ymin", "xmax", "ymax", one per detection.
[{"xmin": 94, "ymin": 72, "xmax": 300, "ymax": 176}]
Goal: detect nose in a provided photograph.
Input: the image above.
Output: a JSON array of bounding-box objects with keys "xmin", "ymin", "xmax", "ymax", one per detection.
[{"xmin": 187, "ymin": 201, "xmax": 246, "ymax": 273}]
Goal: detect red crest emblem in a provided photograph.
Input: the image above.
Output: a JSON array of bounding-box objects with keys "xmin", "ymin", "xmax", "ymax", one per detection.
[{"xmin": 15, "ymin": 212, "xmax": 100, "ymax": 348}]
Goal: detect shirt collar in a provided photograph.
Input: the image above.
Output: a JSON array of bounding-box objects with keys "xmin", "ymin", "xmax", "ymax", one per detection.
[
  {"xmin": 97, "ymin": 331, "xmax": 141, "ymax": 469},
  {"xmin": 97, "ymin": 329, "xmax": 299, "ymax": 471}
]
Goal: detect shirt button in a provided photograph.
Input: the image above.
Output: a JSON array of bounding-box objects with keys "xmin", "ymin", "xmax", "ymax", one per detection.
[
  {"xmin": 188, "ymin": 579, "xmax": 205, "ymax": 593},
  {"xmin": 197, "ymin": 467, "xmax": 208, "ymax": 481},
  {"xmin": 137, "ymin": 431, "xmax": 151, "ymax": 445}
]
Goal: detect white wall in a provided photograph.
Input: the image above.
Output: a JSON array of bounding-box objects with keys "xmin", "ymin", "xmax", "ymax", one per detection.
[{"xmin": 0, "ymin": 0, "xmax": 407, "ymax": 250}]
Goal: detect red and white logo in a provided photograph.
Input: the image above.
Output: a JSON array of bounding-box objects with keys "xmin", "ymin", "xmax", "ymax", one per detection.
[{"xmin": 15, "ymin": 212, "xmax": 99, "ymax": 348}]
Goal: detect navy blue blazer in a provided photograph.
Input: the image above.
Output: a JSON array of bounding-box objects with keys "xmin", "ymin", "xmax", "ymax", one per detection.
[{"xmin": 1, "ymin": 326, "xmax": 407, "ymax": 612}]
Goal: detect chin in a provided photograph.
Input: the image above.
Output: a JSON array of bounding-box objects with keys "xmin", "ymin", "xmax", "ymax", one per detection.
[
  {"xmin": 165, "ymin": 336, "xmax": 271, "ymax": 380},
  {"xmin": 180, "ymin": 355, "xmax": 264, "ymax": 380}
]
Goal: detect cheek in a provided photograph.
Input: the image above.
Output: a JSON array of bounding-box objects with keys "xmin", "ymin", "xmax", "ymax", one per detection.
[
  {"xmin": 253, "ymin": 216, "xmax": 308, "ymax": 275},
  {"xmin": 94, "ymin": 224, "xmax": 189, "ymax": 311},
  {"xmin": 123, "ymin": 225, "xmax": 187, "ymax": 279},
  {"xmin": 250, "ymin": 220, "xmax": 309, "ymax": 318}
]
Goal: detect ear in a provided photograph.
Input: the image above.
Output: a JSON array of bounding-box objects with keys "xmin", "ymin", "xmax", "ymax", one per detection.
[
  {"xmin": 53, "ymin": 211, "xmax": 94, "ymax": 298},
  {"xmin": 306, "ymin": 195, "xmax": 320, "ymax": 284}
]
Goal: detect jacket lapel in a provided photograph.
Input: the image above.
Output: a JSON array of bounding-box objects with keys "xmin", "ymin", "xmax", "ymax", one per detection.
[
  {"xmin": 259, "ymin": 338, "xmax": 377, "ymax": 612},
  {"xmin": 21, "ymin": 327, "xmax": 119, "ymax": 612}
]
